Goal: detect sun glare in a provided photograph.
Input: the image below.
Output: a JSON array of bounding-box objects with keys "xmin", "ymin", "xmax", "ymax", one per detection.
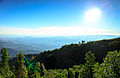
[{"xmin": 84, "ymin": 7, "xmax": 102, "ymax": 23}]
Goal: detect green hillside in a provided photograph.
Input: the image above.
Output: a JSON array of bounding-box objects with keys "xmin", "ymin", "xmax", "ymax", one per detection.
[
  {"xmin": 36, "ymin": 38, "xmax": 120, "ymax": 69},
  {"xmin": 0, "ymin": 38, "xmax": 120, "ymax": 78}
]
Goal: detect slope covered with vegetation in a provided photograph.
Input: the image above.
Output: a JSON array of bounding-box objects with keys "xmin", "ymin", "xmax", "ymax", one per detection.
[
  {"xmin": 37, "ymin": 38, "xmax": 120, "ymax": 69},
  {"xmin": 0, "ymin": 38, "xmax": 120, "ymax": 78}
]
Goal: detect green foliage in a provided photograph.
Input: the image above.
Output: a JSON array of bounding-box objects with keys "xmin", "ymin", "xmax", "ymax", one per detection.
[
  {"xmin": 55, "ymin": 69, "xmax": 68, "ymax": 78},
  {"xmin": 73, "ymin": 65, "xmax": 81, "ymax": 78},
  {"xmin": 68, "ymin": 68, "xmax": 75, "ymax": 78},
  {"xmin": 79, "ymin": 65, "xmax": 87, "ymax": 78},
  {"xmin": 0, "ymin": 74, "xmax": 4, "ymax": 78},
  {"xmin": 1, "ymin": 38, "xmax": 120, "ymax": 78},
  {"xmin": 79, "ymin": 51, "xmax": 96, "ymax": 78},
  {"xmin": 55, "ymin": 73, "xmax": 65, "ymax": 78},
  {"xmin": 85, "ymin": 51, "xmax": 96, "ymax": 65},
  {"xmin": 44, "ymin": 70, "xmax": 57, "ymax": 78},
  {"xmin": 0, "ymin": 48, "xmax": 13, "ymax": 77},
  {"xmin": 34, "ymin": 62, "xmax": 42, "ymax": 78},
  {"xmin": 61, "ymin": 69, "xmax": 68, "ymax": 78},
  {"xmin": 92, "ymin": 62, "xmax": 99, "ymax": 77},
  {"xmin": 40, "ymin": 63, "xmax": 47, "ymax": 77},
  {"xmin": 35, "ymin": 38, "xmax": 120, "ymax": 69},
  {"xmin": 35, "ymin": 62, "xmax": 41, "ymax": 71},
  {"xmin": 94, "ymin": 50, "xmax": 120, "ymax": 78},
  {"xmin": 44, "ymin": 69, "xmax": 68, "ymax": 78},
  {"xmin": 0, "ymin": 48, "xmax": 120, "ymax": 78},
  {"xmin": 15, "ymin": 51, "xmax": 28, "ymax": 78}
]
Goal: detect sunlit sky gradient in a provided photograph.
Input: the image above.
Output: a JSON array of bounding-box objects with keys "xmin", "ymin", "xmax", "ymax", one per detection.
[{"xmin": 0, "ymin": 0, "xmax": 120, "ymax": 36}]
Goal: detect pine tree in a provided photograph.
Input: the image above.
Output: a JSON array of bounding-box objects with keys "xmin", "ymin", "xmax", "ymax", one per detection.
[
  {"xmin": 79, "ymin": 51, "xmax": 96, "ymax": 78},
  {"xmin": 85, "ymin": 51, "xmax": 96, "ymax": 77},
  {"xmin": 0, "ymin": 48, "xmax": 13, "ymax": 77},
  {"xmin": 15, "ymin": 51, "xmax": 28, "ymax": 78}
]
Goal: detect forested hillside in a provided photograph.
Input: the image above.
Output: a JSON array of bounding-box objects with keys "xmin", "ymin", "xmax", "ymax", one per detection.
[
  {"xmin": 37, "ymin": 38, "xmax": 120, "ymax": 69},
  {"xmin": 0, "ymin": 38, "xmax": 120, "ymax": 78},
  {"xmin": 0, "ymin": 35, "xmax": 119, "ymax": 57}
]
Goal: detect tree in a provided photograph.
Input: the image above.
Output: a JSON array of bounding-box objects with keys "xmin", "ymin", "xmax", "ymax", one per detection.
[
  {"xmin": 94, "ymin": 50, "xmax": 120, "ymax": 78},
  {"xmin": 82, "ymin": 40, "xmax": 85, "ymax": 44},
  {"xmin": 79, "ymin": 51, "xmax": 96, "ymax": 78},
  {"xmin": 92, "ymin": 62, "xmax": 99, "ymax": 78},
  {"xmin": 0, "ymin": 48, "xmax": 13, "ymax": 77},
  {"xmin": 34, "ymin": 62, "xmax": 41, "ymax": 77},
  {"xmin": 15, "ymin": 51, "xmax": 28, "ymax": 78}
]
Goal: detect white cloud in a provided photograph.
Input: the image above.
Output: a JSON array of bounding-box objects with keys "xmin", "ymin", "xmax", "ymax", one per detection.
[{"xmin": 0, "ymin": 26, "xmax": 119, "ymax": 36}]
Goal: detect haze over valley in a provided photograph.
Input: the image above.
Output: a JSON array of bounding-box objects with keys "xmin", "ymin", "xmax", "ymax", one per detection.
[{"xmin": 0, "ymin": 35, "xmax": 119, "ymax": 57}]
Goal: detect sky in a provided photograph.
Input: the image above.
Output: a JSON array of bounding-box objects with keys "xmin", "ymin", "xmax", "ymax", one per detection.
[{"xmin": 0, "ymin": 0, "xmax": 120, "ymax": 36}]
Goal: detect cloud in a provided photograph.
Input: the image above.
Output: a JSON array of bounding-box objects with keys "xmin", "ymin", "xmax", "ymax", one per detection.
[{"xmin": 0, "ymin": 26, "xmax": 119, "ymax": 36}]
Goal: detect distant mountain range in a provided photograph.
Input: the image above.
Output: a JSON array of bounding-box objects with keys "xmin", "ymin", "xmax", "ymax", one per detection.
[
  {"xmin": 0, "ymin": 40, "xmax": 41, "ymax": 57},
  {"xmin": 0, "ymin": 35, "xmax": 119, "ymax": 57}
]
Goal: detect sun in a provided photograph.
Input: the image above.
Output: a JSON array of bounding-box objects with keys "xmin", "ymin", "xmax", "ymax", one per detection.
[{"xmin": 84, "ymin": 7, "xmax": 102, "ymax": 23}]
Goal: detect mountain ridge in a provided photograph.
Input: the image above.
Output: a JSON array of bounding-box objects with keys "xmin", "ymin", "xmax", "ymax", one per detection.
[{"xmin": 34, "ymin": 37, "xmax": 120, "ymax": 69}]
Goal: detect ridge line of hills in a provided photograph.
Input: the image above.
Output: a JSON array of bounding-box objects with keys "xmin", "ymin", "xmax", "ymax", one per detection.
[{"xmin": 24, "ymin": 37, "xmax": 120, "ymax": 69}]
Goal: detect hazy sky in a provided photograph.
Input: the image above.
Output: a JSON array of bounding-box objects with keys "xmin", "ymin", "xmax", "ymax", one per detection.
[{"xmin": 0, "ymin": 0, "xmax": 120, "ymax": 36}]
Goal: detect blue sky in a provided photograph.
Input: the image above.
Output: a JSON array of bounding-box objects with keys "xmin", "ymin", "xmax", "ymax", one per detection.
[{"xmin": 0, "ymin": 0, "xmax": 120, "ymax": 36}]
